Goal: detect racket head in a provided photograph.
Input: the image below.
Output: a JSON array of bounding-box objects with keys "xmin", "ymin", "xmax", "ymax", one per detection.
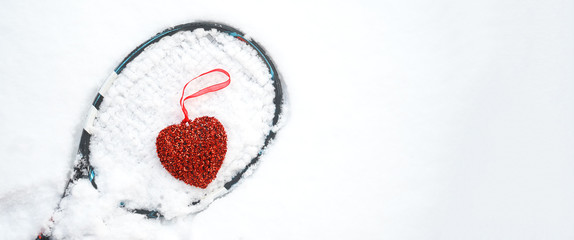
[{"xmin": 77, "ymin": 22, "xmax": 285, "ymax": 219}]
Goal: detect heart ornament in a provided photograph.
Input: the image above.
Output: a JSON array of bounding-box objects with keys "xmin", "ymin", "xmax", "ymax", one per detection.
[{"xmin": 156, "ymin": 69, "xmax": 231, "ymax": 188}]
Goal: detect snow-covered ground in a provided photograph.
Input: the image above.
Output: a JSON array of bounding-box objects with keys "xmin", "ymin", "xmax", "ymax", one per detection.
[{"xmin": 1, "ymin": 0, "xmax": 573, "ymax": 239}]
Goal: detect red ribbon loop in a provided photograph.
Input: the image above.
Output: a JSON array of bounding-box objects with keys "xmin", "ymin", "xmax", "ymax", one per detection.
[{"xmin": 180, "ymin": 69, "xmax": 231, "ymax": 122}]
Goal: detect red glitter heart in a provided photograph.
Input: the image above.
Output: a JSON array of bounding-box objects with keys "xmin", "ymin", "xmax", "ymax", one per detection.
[{"xmin": 156, "ymin": 116, "xmax": 227, "ymax": 188}]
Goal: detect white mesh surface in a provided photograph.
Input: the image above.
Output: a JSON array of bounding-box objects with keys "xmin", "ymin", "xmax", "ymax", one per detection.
[{"xmin": 88, "ymin": 28, "xmax": 275, "ymax": 218}]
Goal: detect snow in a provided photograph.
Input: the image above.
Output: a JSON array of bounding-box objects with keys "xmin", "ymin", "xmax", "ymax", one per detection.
[{"xmin": 1, "ymin": 0, "xmax": 574, "ymax": 239}]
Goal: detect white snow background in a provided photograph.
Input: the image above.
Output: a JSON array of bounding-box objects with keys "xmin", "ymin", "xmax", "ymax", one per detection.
[{"xmin": 1, "ymin": 0, "xmax": 573, "ymax": 239}]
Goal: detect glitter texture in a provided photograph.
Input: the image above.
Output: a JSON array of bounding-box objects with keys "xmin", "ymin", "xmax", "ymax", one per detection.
[{"xmin": 156, "ymin": 116, "xmax": 227, "ymax": 188}]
